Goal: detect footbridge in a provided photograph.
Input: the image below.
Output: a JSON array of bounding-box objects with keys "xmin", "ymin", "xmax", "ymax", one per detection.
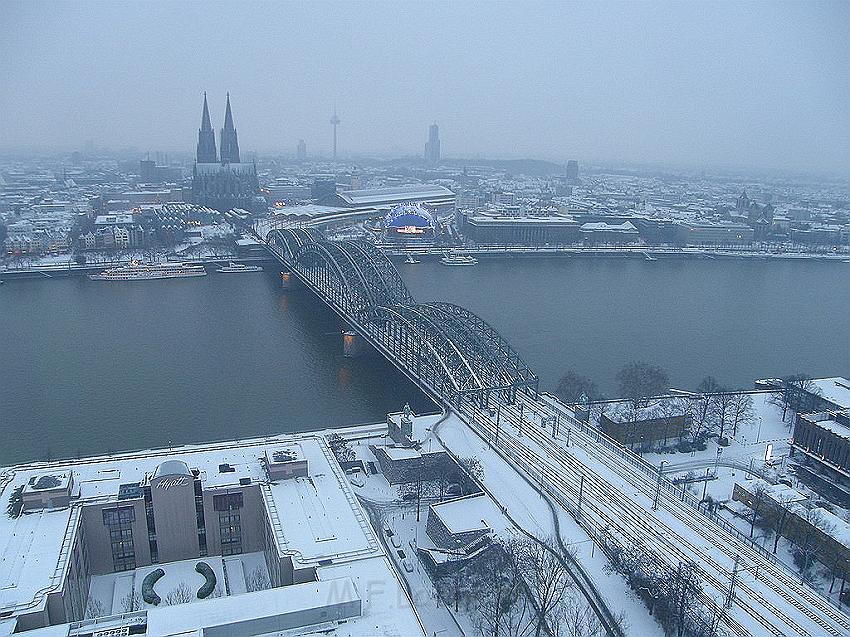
[{"xmin": 262, "ymin": 228, "xmax": 539, "ymax": 410}]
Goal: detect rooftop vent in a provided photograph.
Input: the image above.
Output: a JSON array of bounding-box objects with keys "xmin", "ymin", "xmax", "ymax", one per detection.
[
  {"xmin": 239, "ymin": 477, "xmax": 252, "ymax": 486},
  {"xmin": 218, "ymin": 463, "xmax": 235, "ymax": 473}
]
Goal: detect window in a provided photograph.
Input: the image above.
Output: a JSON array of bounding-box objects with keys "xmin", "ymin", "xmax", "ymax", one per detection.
[
  {"xmin": 103, "ymin": 506, "xmax": 136, "ymax": 572},
  {"xmin": 219, "ymin": 509, "xmax": 242, "ymax": 555},
  {"xmin": 102, "ymin": 506, "xmax": 135, "ymax": 526},
  {"xmin": 213, "ymin": 492, "xmax": 243, "ymax": 512}
]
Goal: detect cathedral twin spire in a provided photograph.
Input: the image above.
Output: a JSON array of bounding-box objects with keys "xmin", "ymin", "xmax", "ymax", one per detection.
[{"xmin": 196, "ymin": 92, "xmax": 240, "ymax": 164}]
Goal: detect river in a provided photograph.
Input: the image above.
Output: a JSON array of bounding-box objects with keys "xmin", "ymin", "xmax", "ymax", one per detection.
[{"xmin": 1, "ymin": 256, "xmax": 848, "ymax": 465}]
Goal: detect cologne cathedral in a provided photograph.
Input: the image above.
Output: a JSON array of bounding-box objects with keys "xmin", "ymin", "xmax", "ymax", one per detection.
[{"xmin": 191, "ymin": 93, "xmax": 260, "ymax": 213}]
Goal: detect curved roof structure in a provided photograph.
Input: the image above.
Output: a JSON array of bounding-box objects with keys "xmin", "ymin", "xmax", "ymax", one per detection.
[
  {"xmin": 384, "ymin": 202, "xmax": 437, "ymax": 229},
  {"xmin": 153, "ymin": 459, "xmax": 191, "ymax": 478}
]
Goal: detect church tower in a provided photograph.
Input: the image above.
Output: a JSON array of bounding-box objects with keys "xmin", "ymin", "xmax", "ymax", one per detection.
[
  {"xmin": 219, "ymin": 93, "xmax": 241, "ymax": 164},
  {"xmin": 196, "ymin": 92, "xmax": 217, "ymax": 163}
]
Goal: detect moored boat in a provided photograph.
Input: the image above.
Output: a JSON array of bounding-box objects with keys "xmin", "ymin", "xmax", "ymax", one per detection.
[
  {"xmin": 89, "ymin": 261, "xmax": 207, "ymax": 281},
  {"xmin": 439, "ymin": 253, "xmax": 478, "ymax": 266},
  {"xmin": 216, "ymin": 261, "xmax": 264, "ymax": 273}
]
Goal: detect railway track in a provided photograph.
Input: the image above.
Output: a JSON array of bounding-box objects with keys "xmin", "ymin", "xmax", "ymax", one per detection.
[
  {"xmin": 503, "ymin": 394, "xmax": 850, "ymax": 636},
  {"xmin": 460, "ymin": 397, "xmax": 849, "ymax": 636}
]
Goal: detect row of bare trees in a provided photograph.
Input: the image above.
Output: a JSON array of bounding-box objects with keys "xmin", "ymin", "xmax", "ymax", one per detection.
[
  {"xmin": 739, "ymin": 482, "xmax": 844, "ymax": 588},
  {"xmin": 438, "ymin": 536, "xmax": 608, "ymax": 637},
  {"xmin": 600, "ymin": 533, "xmax": 720, "ymax": 637}
]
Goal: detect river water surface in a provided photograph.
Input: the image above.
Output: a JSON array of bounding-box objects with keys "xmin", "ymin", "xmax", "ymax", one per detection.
[{"xmin": 1, "ymin": 256, "xmax": 848, "ymax": 465}]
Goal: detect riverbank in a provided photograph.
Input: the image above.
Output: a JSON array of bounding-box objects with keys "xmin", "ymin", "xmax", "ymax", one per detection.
[
  {"xmin": 0, "ymin": 254, "xmax": 272, "ymax": 279},
  {"xmin": 381, "ymin": 244, "xmax": 850, "ymax": 262}
]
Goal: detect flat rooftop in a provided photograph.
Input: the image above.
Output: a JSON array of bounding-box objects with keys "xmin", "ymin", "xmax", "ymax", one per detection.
[
  {"xmin": 0, "ymin": 433, "xmax": 404, "ymax": 633},
  {"xmin": 811, "ymin": 377, "xmax": 850, "ymax": 410},
  {"xmin": 336, "ymin": 184, "xmax": 454, "ymax": 206},
  {"xmin": 430, "ymin": 494, "xmax": 499, "ymax": 535}
]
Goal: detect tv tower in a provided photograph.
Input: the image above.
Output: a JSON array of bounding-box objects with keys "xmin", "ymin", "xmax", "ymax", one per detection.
[{"xmin": 330, "ymin": 108, "xmax": 341, "ymax": 161}]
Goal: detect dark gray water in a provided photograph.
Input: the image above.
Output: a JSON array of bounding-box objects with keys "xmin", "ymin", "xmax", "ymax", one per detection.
[{"xmin": 1, "ymin": 257, "xmax": 848, "ymax": 465}]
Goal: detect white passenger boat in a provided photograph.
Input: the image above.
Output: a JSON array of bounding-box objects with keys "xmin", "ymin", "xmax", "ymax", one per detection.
[
  {"xmin": 439, "ymin": 253, "xmax": 478, "ymax": 266},
  {"xmin": 216, "ymin": 262, "xmax": 264, "ymax": 273},
  {"xmin": 404, "ymin": 255, "xmax": 421, "ymax": 264},
  {"xmin": 89, "ymin": 261, "xmax": 207, "ymax": 281}
]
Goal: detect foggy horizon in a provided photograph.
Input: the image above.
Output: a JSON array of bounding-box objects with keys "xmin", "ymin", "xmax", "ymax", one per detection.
[{"xmin": 2, "ymin": 1, "xmax": 849, "ymax": 176}]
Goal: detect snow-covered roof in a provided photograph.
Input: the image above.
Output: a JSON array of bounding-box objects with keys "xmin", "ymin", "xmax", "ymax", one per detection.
[
  {"xmin": 0, "ymin": 434, "xmax": 383, "ymax": 623},
  {"xmin": 430, "ymin": 494, "xmax": 499, "ymax": 535},
  {"xmin": 336, "ymin": 184, "xmax": 454, "ymax": 206},
  {"xmin": 810, "ymin": 377, "xmax": 850, "ymax": 410},
  {"xmin": 605, "ymin": 397, "xmax": 687, "ymax": 423},
  {"xmin": 145, "ymin": 577, "xmax": 360, "ymax": 635}
]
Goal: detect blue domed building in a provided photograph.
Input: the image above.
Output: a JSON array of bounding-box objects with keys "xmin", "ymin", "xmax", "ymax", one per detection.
[{"xmin": 383, "ymin": 202, "xmax": 439, "ymax": 242}]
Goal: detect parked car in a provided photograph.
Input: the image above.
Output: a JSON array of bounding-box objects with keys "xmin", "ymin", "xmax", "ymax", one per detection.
[{"xmin": 402, "ymin": 558, "xmax": 414, "ymax": 573}]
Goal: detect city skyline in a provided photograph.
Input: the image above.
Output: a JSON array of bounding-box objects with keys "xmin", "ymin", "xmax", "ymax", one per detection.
[{"xmin": 1, "ymin": 1, "xmax": 849, "ymax": 175}]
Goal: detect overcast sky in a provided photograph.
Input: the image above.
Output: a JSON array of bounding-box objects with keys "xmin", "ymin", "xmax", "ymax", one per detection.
[{"xmin": 1, "ymin": 1, "xmax": 848, "ymax": 174}]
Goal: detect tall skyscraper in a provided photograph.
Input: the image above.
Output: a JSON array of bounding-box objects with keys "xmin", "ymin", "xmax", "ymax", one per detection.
[
  {"xmin": 565, "ymin": 160, "xmax": 579, "ymax": 184},
  {"xmin": 424, "ymin": 123, "xmax": 440, "ymax": 165},
  {"xmin": 196, "ymin": 92, "xmax": 217, "ymax": 163},
  {"xmin": 330, "ymin": 109, "xmax": 341, "ymax": 161},
  {"xmin": 297, "ymin": 139, "xmax": 307, "ymax": 161},
  {"xmin": 219, "ymin": 93, "xmax": 241, "ymax": 164}
]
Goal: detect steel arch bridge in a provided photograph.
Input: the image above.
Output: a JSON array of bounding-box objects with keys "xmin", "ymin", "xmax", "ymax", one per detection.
[{"xmin": 264, "ymin": 228, "xmax": 538, "ymax": 408}]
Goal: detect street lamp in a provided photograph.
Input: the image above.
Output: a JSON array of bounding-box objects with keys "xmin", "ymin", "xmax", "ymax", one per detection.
[{"xmin": 652, "ymin": 460, "xmax": 668, "ymax": 510}]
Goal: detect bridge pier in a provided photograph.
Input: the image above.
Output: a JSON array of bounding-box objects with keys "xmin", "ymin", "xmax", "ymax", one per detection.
[
  {"xmin": 279, "ymin": 271, "xmax": 300, "ymax": 289},
  {"xmin": 342, "ymin": 331, "xmax": 365, "ymax": 357}
]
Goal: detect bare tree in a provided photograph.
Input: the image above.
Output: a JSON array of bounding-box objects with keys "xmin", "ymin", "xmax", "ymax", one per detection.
[
  {"xmin": 780, "ymin": 374, "xmax": 822, "ymax": 420},
  {"xmin": 470, "ymin": 543, "xmax": 531, "ymax": 637},
  {"xmin": 164, "ymin": 582, "xmax": 194, "ymax": 606},
  {"xmin": 120, "ymin": 591, "xmax": 142, "ymax": 613},
  {"xmin": 657, "ymin": 397, "xmax": 690, "ymax": 447},
  {"xmin": 616, "ymin": 362, "xmax": 669, "ymax": 409},
  {"xmin": 794, "ymin": 507, "xmax": 835, "ymax": 584},
  {"xmin": 458, "ymin": 455, "xmax": 484, "ymax": 482},
  {"xmin": 771, "ymin": 492, "xmax": 795, "ymax": 554},
  {"xmin": 245, "ymin": 566, "xmax": 271, "ymax": 592},
  {"xmin": 711, "ymin": 390, "xmax": 737, "ymax": 441},
  {"xmin": 558, "ymin": 597, "xmax": 605, "ymax": 637},
  {"xmin": 729, "ymin": 393, "xmax": 754, "ymax": 437},
  {"xmin": 743, "ymin": 482, "xmax": 770, "ymax": 538},
  {"xmin": 517, "ymin": 538, "xmax": 573, "ymax": 637},
  {"xmin": 555, "ymin": 371, "xmax": 600, "ymax": 404},
  {"xmin": 85, "ymin": 597, "xmax": 108, "ymax": 619},
  {"xmin": 396, "ymin": 458, "xmax": 440, "ymax": 521}
]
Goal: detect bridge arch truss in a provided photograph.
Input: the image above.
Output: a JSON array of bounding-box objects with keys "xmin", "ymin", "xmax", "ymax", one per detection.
[{"xmin": 262, "ymin": 229, "xmax": 538, "ymax": 409}]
